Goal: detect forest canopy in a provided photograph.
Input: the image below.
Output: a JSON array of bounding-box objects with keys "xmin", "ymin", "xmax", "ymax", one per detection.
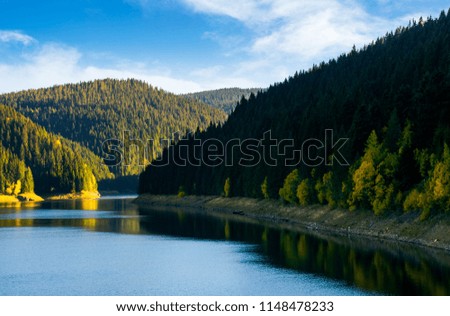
[
  {"xmin": 139, "ymin": 11, "xmax": 450, "ymax": 219},
  {"xmin": 0, "ymin": 79, "xmax": 227, "ymax": 177}
]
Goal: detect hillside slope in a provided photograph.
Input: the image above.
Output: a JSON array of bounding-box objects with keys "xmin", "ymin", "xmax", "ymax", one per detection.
[
  {"xmin": 140, "ymin": 11, "xmax": 450, "ymax": 218},
  {"xmin": 183, "ymin": 88, "xmax": 263, "ymax": 114},
  {"xmin": 0, "ymin": 79, "xmax": 227, "ymax": 175},
  {"xmin": 0, "ymin": 105, "xmax": 112, "ymax": 195}
]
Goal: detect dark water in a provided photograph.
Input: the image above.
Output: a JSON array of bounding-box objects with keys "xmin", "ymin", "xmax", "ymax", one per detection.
[{"xmin": 0, "ymin": 197, "xmax": 449, "ymax": 296}]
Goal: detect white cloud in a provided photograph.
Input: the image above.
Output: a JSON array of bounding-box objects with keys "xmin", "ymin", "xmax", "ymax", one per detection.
[
  {"xmin": 0, "ymin": 30, "xmax": 36, "ymax": 45},
  {"xmin": 178, "ymin": 0, "xmax": 440, "ymax": 87},
  {"xmin": 1, "ymin": 2, "xmax": 446, "ymax": 94},
  {"xmin": 183, "ymin": 0, "xmax": 265, "ymax": 23},
  {"xmin": 0, "ymin": 43, "xmax": 207, "ymax": 94},
  {"xmin": 182, "ymin": 0, "xmax": 393, "ymax": 59}
]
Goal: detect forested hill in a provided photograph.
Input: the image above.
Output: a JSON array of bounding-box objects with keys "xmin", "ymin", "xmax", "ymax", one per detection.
[
  {"xmin": 140, "ymin": 10, "xmax": 450, "ymax": 219},
  {"xmin": 0, "ymin": 105, "xmax": 112, "ymax": 196},
  {"xmin": 183, "ymin": 88, "xmax": 263, "ymax": 114},
  {"xmin": 0, "ymin": 79, "xmax": 227, "ymax": 175}
]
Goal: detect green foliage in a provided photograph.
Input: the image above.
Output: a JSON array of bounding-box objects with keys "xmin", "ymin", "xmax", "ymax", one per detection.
[
  {"xmin": 384, "ymin": 109, "xmax": 401, "ymax": 152},
  {"xmin": 315, "ymin": 172, "xmax": 337, "ymax": 208},
  {"xmin": 0, "ymin": 79, "xmax": 227, "ymax": 177},
  {"xmin": 177, "ymin": 186, "xmax": 187, "ymax": 198},
  {"xmin": 403, "ymin": 189, "xmax": 427, "ymax": 212},
  {"xmin": 279, "ymin": 169, "xmax": 301, "ymax": 204},
  {"xmin": 261, "ymin": 176, "xmax": 270, "ymax": 199},
  {"xmin": 139, "ymin": 13, "xmax": 450, "ymax": 219},
  {"xmin": 348, "ymin": 131, "xmax": 399, "ymax": 215},
  {"xmin": 224, "ymin": 177, "xmax": 231, "ymax": 198},
  {"xmin": 183, "ymin": 88, "xmax": 263, "ymax": 114},
  {"xmin": 296, "ymin": 178, "xmax": 314, "ymax": 206},
  {"xmin": 0, "ymin": 144, "xmax": 33, "ymax": 195},
  {"xmin": 404, "ymin": 145, "xmax": 450, "ymax": 218},
  {"xmin": 0, "ymin": 105, "xmax": 109, "ymax": 194},
  {"xmin": 424, "ymin": 145, "xmax": 450, "ymax": 212},
  {"xmin": 348, "ymin": 131, "xmax": 381, "ymax": 209},
  {"xmin": 22, "ymin": 167, "xmax": 34, "ymax": 193}
]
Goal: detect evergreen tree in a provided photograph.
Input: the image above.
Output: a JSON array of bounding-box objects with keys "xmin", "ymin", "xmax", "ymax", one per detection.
[
  {"xmin": 0, "ymin": 144, "xmax": 34, "ymax": 195},
  {"xmin": 0, "ymin": 105, "xmax": 108, "ymax": 194},
  {"xmin": 0, "ymin": 79, "xmax": 227, "ymax": 177},
  {"xmin": 22, "ymin": 167, "xmax": 34, "ymax": 193}
]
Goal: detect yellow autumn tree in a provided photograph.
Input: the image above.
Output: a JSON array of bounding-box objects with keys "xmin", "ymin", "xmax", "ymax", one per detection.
[
  {"xmin": 224, "ymin": 177, "xmax": 231, "ymax": 198},
  {"xmin": 279, "ymin": 169, "xmax": 301, "ymax": 204}
]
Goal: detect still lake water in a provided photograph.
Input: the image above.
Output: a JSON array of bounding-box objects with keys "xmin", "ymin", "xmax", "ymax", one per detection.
[{"xmin": 0, "ymin": 196, "xmax": 449, "ymax": 296}]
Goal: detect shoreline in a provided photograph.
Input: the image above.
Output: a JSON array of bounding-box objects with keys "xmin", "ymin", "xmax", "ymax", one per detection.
[
  {"xmin": 135, "ymin": 194, "xmax": 450, "ymax": 252},
  {"xmin": 0, "ymin": 192, "xmax": 44, "ymax": 204},
  {"xmin": 43, "ymin": 190, "xmax": 101, "ymax": 201},
  {"xmin": 1, "ymin": 191, "xmax": 101, "ymax": 205}
]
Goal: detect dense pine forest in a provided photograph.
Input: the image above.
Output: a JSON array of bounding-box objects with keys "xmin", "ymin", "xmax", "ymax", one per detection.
[
  {"xmin": 0, "ymin": 79, "xmax": 227, "ymax": 176},
  {"xmin": 183, "ymin": 88, "xmax": 263, "ymax": 114},
  {"xmin": 140, "ymin": 11, "xmax": 450, "ymax": 219},
  {"xmin": 0, "ymin": 80, "xmax": 227, "ymax": 197},
  {"xmin": 0, "ymin": 143, "xmax": 34, "ymax": 197},
  {"xmin": 0, "ymin": 105, "xmax": 113, "ymax": 196}
]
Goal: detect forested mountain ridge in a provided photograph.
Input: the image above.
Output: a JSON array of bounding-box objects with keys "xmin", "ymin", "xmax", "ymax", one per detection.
[
  {"xmin": 0, "ymin": 105, "xmax": 113, "ymax": 196},
  {"xmin": 140, "ymin": 10, "xmax": 450, "ymax": 219},
  {"xmin": 0, "ymin": 79, "xmax": 227, "ymax": 175},
  {"xmin": 183, "ymin": 88, "xmax": 263, "ymax": 114}
]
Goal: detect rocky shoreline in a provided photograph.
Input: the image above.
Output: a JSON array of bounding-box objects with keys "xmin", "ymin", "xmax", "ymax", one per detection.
[{"xmin": 135, "ymin": 194, "xmax": 450, "ymax": 252}]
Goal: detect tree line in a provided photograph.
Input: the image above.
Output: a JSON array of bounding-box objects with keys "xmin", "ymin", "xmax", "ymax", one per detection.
[
  {"xmin": 183, "ymin": 88, "xmax": 263, "ymax": 114},
  {"xmin": 0, "ymin": 79, "xmax": 227, "ymax": 176}
]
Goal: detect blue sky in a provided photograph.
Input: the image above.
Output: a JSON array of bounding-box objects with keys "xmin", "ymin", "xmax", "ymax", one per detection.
[{"xmin": 0, "ymin": 0, "xmax": 448, "ymax": 93}]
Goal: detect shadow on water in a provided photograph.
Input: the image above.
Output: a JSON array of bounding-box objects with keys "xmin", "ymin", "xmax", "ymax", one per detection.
[
  {"xmin": 1, "ymin": 197, "xmax": 449, "ymax": 295},
  {"xmin": 135, "ymin": 206, "xmax": 450, "ymax": 296}
]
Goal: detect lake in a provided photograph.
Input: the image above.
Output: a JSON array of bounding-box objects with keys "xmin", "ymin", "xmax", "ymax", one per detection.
[{"xmin": 0, "ymin": 196, "xmax": 449, "ymax": 296}]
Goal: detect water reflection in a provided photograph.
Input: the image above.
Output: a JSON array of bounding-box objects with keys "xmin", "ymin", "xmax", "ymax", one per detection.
[
  {"xmin": 0, "ymin": 198, "xmax": 142, "ymax": 234},
  {"xmin": 135, "ymin": 207, "xmax": 450, "ymax": 295},
  {"xmin": 0, "ymin": 198, "xmax": 449, "ymax": 295}
]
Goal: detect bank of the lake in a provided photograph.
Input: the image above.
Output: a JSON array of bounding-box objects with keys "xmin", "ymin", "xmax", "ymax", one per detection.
[
  {"xmin": 44, "ymin": 190, "xmax": 101, "ymax": 201},
  {"xmin": 0, "ymin": 192, "xmax": 44, "ymax": 204},
  {"xmin": 1, "ymin": 190, "xmax": 104, "ymax": 205},
  {"xmin": 135, "ymin": 194, "xmax": 450, "ymax": 252}
]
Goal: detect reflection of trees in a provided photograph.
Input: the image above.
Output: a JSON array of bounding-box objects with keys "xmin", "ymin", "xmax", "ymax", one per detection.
[
  {"xmin": 1, "ymin": 201, "xmax": 449, "ymax": 295},
  {"xmin": 79, "ymin": 199, "xmax": 99, "ymax": 211},
  {"xmin": 0, "ymin": 216, "xmax": 141, "ymax": 235},
  {"xmin": 270, "ymin": 230, "xmax": 450, "ymax": 295},
  {"xmin": 138, "ymin": 207, "xmax": 450, "ymax": 295}
]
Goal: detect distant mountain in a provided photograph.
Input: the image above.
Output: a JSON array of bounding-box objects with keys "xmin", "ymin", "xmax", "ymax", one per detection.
[
  {"xmin": 0, "ymin": 79, "xmax": 227, "ymax": 176},
  {"xmin": 183, "ymin": 88, "xmax": 263, "ymax": 114},
  {"xmin": 140, "ymin": 11, "xmax": 450, "ymax": 218},
  {"xmin": 0, "ymin": 105, "xmax": 112, "ymax": 195}
]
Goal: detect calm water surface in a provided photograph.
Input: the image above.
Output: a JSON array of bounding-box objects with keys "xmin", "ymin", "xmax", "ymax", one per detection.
[{"xmin": 0, "ymin": 196, "xmax": 449, "ymax": 295}]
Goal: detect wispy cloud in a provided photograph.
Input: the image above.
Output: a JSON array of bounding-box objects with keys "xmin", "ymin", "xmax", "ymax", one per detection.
[
  {"xmin": 0, "ymin": 28, "xmax": 261, "ymax": 94},
  {"xmin": 0, "ymin": 30, "xmax": 36, "ymax": 45},
  {"xmin": 0, "ymin": 43, "xmax": 205, "ymax": 94},
  {"xmin": 182, "ymin": 0, "xmax": 403, "ymax": 60},
  {"xmin": 1, "ymin": 2, "xmax": 447, "ymax": 94},
  {"xmin": 178, "ymin": 0, "xmax": 443, "ymax": 87}
]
